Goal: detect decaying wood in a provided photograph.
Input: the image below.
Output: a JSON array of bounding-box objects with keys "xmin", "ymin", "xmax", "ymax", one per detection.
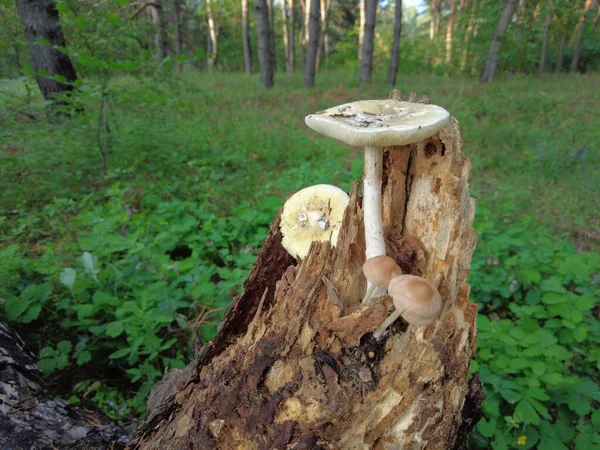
[
  {"xmin": 0, "ymin": 318, "xmax": 129, "ymax": 449},
  {"xmin": 135, "ymin": 93, "xmax": 481, "ymax": 449}
]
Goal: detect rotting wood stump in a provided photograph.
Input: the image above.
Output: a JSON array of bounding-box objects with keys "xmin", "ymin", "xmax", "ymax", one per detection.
[{"xmin": 135, "ymin": 93, "xmax": 483, "ymax": 450}]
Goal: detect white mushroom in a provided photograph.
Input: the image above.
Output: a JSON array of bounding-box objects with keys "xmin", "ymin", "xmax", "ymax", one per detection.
[
  {"xmin": 280, "ymin": 184, "xmax": 350, "ymax": 259},
  {"xmin": 305, "ymin": 100, "xmax": 449, "ymax": 304}
]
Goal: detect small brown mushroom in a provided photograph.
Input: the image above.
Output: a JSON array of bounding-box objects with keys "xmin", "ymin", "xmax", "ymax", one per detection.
[{"xmin": 361, "ymin": 255, "xmax": 403, "ymax": 304}]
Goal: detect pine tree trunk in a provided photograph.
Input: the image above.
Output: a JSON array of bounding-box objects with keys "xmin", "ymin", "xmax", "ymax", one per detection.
[
  {"xmin": 303, "ymin": 0, "xmax": 320, "ymax": 86},
  {"xmin": 243, "ymin": 0, "xmax": 253, "ymax": 73},
  {"xmin": 388, "ymin": 0, "xmax": 402, "ymax": 85},
  {"xmin": 430, "ymin": 0, "xmax": 442, "ymax": 40},
  {"xmin": 282, "ymin": 0, "xmax": 290, "ymax": 70},
  {"xmin": 445, "ymin": 0, "xmax": 457, "ymax": 68},
  {"xmin": 0, "ymin": 317, "xmax": 128, "ymax": 448},
  {"xmin": 288, "ymin": 0, "xmax": 296, "ymax": 71},
  {"xmin": 539, "ymin": 1, "xmax": 552, "ymax": 74},
  {"xmin": 15, "ymin": 0, "xmax": 78, "ymax": 106},
  {"xmin": 267, "ymin": 0, "xmax": 277, "ymax": 71},
  {"xmin": 206, "ymin": 0, "xmax": 219, "ymax": 71},
  {"xmin": 555, "ymin": 29, "xmax": 567, "ymax": 72},
  {"xmin": 133, "ymin": 92, "xmax": 482, "ymax": 450},
  {"xmin": 361, "ymin": 0, "xmax": 377, "ymax": 82},
  {"xmin": 460, "ymin": 0, "xmax": 477, "ymax": 73},
  {"xmin": 175, "ymin": 0, "xmax": 183, "ymax": 74},
  {"xmin": 480, "ymin": 0, "xmax": 519, "ymax": 82},
  {"xmin": 256, "ymin": 0, "xmax": 274, "ymax": 87},
  {"xmin": 301, "ymin": 0, "xmax": 311, "ymax": 64},
  {"xmin": 316, "ymin": 0, "xmax": 332, "ymax": 71},
  {"xmin": 570, "ymin": 0, "xmax": 598, "ymax": 72},
  {"xmin": 359, "ymin": 0, "xmax": 366, "ymax": 61}
]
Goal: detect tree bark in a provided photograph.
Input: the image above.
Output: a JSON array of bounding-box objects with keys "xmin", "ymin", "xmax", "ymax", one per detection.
[
  {"xmin": 460, "ymin": 0, "xmax": 477, "ymax": 73},
  {"xmin": 15, "ymin": 0, "xmax": 78, "ymax": 106},
  {"xmin": 150, "ymin": 0, "xmax": 168, "ymax": 62},
  {"xmin": 301, "ymin": 0, "xmax": 311, "ymax": 65},
  {"xmin": 480, "ymin": 0, "xmax": 519, "ymax": 82},
  {"xmin": 255, "ymin": 0, "xmax": 274, "ymax": 87},
  {"xmin": 0, "ymin": 318, "xmax": 128, "ymax": 449},
  {"xmin": 430, "ymin": 0, "xmax": 442, "ymax": 40},
  {"xmin": 175, "ymin": 0, "xmax": 183, "ymax": 74},
  {"xmin": 361, "ymin": 0, "xmax": 377, "ymax": 83},
  {"xmin": 555, "ymin": 29, "xmax": 567, "ymax": 72},
  {"xmin": 570, "ymin": 0, "xmax": 598, "ymax": 72},
  {"xmin": 267, "ymin": 0, "xmax": 277, "ymax": 71},
  {"xmin": 316, "ymin": 0, "xmax": 332, "ymax": 71},
  {"xmin": 288, "ymin": 0, "xmax": 296, "ymax": 71},
  {"xmin": 133, "ymin": 93, "xmax": 481, "ymax": 449},
  {"xmin": 359, "ymin": 0, "xmax": 366, "ymax": 61},
  {"xmin": 388, "ymin": 0, "xmax": 402, "ymax": 85},
  {"xmin": 539, "ymin": 1, "xmax": 552, "ymax": 74},
  {"xmin": 243, "ymin": 0, "xmax": 253, "ymax": 73},
  {"xmin": 282, "ymin": 0, "xmax": 290, "ymax": 70},
  {"xmin": 445, "ymin": 0, "xmax": 457, "ymax": 68},
  {"xmin": 206, "ymin": 0, "xmax": 219, "ymax": 71},
  {"xmin": 303, "ymin": 0, "xmax": 320, "ymax": 86}
]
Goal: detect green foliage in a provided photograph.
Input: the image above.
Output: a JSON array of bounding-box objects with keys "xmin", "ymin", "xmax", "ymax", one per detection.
[{"xmin": 468, "ymin": 200, "xmax": 600, "ymax": 449}]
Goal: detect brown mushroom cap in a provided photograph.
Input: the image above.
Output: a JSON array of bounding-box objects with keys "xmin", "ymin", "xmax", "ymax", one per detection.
[
  {"xmin": 387, "ymin": 274, "xmax": 442, "ymax": 326},
  {"xmin": 362, "ymin": 256, "xmax": 403, "ymax": 289}
]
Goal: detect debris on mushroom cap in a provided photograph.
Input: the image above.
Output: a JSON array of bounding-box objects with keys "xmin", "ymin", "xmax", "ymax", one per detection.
[
  {"xmin": 280, "ymin": 184, "xmax": 350, "ymax": 259},
  {"xmin": 387, "ymin": 274, "xmax": 442, "ymax": 327},
  {"xmin": 363, "ymin": 255, "xmax": 403, "ymax": 289},
  {"xmin": 305, "ymin": 99, "xmax": 450, "ymax": 147}
]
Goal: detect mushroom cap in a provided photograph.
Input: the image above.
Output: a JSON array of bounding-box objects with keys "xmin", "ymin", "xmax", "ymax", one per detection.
[
  {"xmin": 305, "ymin": 99, "xmax": 450, "ymax": 148},
  {"xmin": 280, "ymin": 184, "xmax": 350, "ymax": 259},
  {"xmin": 363, "ymin": 255, "xmax": 403, "ymax": 289},
  {"xmin": 388, "ymin": 274, "xmax": 442, "ymax": 327}
]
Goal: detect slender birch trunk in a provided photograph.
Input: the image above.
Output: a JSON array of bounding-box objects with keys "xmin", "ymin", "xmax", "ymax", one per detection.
[
  {"xmin": 539, "ymin": 1, "xmax": 552, "ymax": 74},
  {"xmin": 175, "ymin": 0, "xmax": 183, "ymax": 74},
  {"xmin": 555, "ymin": 29, "xmax": 567, "ymax": 72},
  {"xmin": 445, "ymin": 0, "xmax": 457, "ymax": 68},
  {"xmin": 282, "ymin": 0, "xmax": 290, "ymax": 69},
  {"xmin": 303, "ymin": 0, "xmax": 320, "ymax": 86},
  {"xmin": 360, "ymin": 0, "xmax": 377, "ymax": 82},
  {"xmin": 359, "ymin": 0, "xmax": 365, "ymax": 61},
  {"xmin": 316, "ymin": 0, "xmax": 332, "ymax": 71},
  {"xmin": 388, "ymin": 0, "xmax": 402, "ymax": 85},
  {"xmin": 243, "ymin": 0, "xmax": 253, "ymax": 73},
  {"xmin": 480, "ymin": 0, "xmax": 519, "ymax": 82},
  {"xmin": 461, "ymin": 0, "xmax": 477, "ymax": 73},
  {"xmin": 255, "ymin": 0, "xmax": 274, "ymax": 87},
  {"xmin": 430, "ymin": 0, "xmax": 441, "ymax": 40},
  {"xmin": 288, "ymin": 0, "xmax": 296, "ymax": 71},
  {"xmin": 206, "ymin": 0, "xmax": 219, "ymax": 71},
  {"xmin": 570, "ymin": 0, "xmax": 598, "ymax": 72}
]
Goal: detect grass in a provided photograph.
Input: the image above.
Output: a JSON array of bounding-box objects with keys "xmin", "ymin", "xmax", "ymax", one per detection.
[{"xmin": 2, "ymin": 70, "xmax": 598, "ymax": 249}]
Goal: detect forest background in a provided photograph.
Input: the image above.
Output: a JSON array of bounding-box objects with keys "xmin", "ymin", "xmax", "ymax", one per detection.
[{"xmin": 0, "ymin": 0, "xmax": 599, "ymax": 448}]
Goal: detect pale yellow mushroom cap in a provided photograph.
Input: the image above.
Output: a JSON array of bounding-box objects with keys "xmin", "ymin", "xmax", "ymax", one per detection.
[
  {"xmin": 305, "ymin": 99, "xmax": 450, "ymax": 148},
  {"xmin": 280, "ymin": 184, "xmax": 350, "ymax": 259},
  {"xmin": 363, "ymin": 256, "xmax": 403, "ymax": 289},
  {"xmin": 388, "ymin": 274, "xmax": 442, "ymax": 326}
]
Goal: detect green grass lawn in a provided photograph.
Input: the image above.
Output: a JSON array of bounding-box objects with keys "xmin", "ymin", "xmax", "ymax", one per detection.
[{"xmin": 1, "ymin": 71, "xmax": 599, "ymax": 448}]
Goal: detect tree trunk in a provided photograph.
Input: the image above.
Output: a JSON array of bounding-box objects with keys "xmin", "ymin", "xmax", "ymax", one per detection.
[
  {"xmin": 517, "ymin": 0, "xmax": 541, "ymax": 73},
  {"xmin": 282, "ymin": 0, "xmax": 290, "ymax": 70},
  {"xmin": 288, "ymin": 0, "xmax": 296, "ymax": 71},
  {"xmin": 151, "ymin": 0, "xmax": 168, "ymax": 62},
  {"xmin": 460, "ymin": 0, "xmax": 478, "ymax": 73},
  {"xmin": 133, "ymin": 92, "xmax": 482, "ymax": 449},
  {"xmin": 555, "ymin": 29, "xmax": 567, "ymax": 72},
  {"xmin": 430, "ymin": 0, "xmax": 442, "ymax": 40},
  {"xmin": 539, "ymin": 1, "xmax": 552, "ymax": 74},
  {"xmin": 301, "ymin": 0, "xmax": 311, "ymax": 65},
  {"xmin": 359, "ymin": 0, "xmax": 366, "ymax": 61},
  {"xmin": 570, "ymin": 0, "xmax": 598, "ymax": 72},
  {"xmin": 243, "ymin": 0, "xmax": 253, "ymax": 73},
  {"xmin": 388, "ymin": 0, "xmax": 402, "ymax": 85},
  {"xmin": 175, "ymin": 0, "xmax": 183, "ymax": 74},
  {"xmin": 480, "ymin": 0, "xmax": 519, "ymax": 82},
  {"xmin": 445, "ymin": 0, "xmax": 457, "ymax": 68},
  {"xmin": 206, "ymin": 0, "xmax": 219, "ymax": 71},
  {"xmin": 0, "ymin": 317, "xmax": 128, "ymax": 449},
  {"xmin": 15, "ymin": 0, "xmax": 78, "ymax": 105},
  {"xmin": 316, "ymin": 0, "xmax": 332, "ymax": 71},
  {"xmin": 361, "ymin": 0, "xmax": 377, "ymax": 83},
  {"xmin": 267, "ymin": 0, "xmax": 277, "ymax": 71},
  {"xmin": 255, "ymin": 0, "xmax": 274, "ymax": 87},
  {"xmin": 303, "ymin": 0, "xmax": 320, "ymax": 86}
]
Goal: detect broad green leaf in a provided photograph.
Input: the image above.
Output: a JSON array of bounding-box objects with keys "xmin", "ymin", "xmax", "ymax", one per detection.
[
  {"xmin": 53, "ymin": 74, "xmax": 68, "ymax": 83},
  {"xmin": 59, "ymin": 268, "xmax": 76, "ymax": 290},
  {"xmin": 57, "ymin": 340, "xmax": 72, "ymax": 353},
  {"xmin": 20, "ymin": 304, "xmax": 41, "ymax": 323},
  {"xmin": 76, "ymin": 350, "xmax": 92, "ymax": 366},
  {"xmin": 515, "ymin": 399, "xmax": 540, "ymax": 425},
  {"xmin": 109, "ymin": 348, "xmax": 130, "ymax": 359},
  {"xmin": 105, "ymin": 321, "xmax": 124, "ymax": 337}
]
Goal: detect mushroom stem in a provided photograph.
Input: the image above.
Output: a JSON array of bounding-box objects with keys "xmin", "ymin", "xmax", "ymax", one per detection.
[
  {"xmin": 372, "ymin": 308, "xmax": 403, "ymax": 339},
  {"xmin": 361, "ymin": 283, "xmax": 376, "ymax": 305},
  {"xmin": 363, "ymin": 146, "xmax": 386, "ymax": 304}
]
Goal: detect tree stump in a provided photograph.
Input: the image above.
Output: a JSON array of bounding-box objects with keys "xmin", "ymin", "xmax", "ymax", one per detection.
[{"xmin": 135, "ymin": 96, "xmax": 481, "ymax": 449}]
